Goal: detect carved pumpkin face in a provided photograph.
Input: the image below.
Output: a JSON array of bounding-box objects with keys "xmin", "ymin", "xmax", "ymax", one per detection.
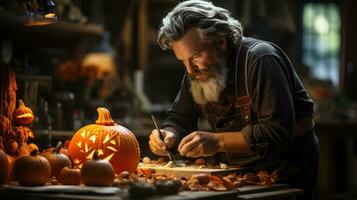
[
  {"xmin": 13, "ymin": 100, "xmax": 35, "ymax": 125},
  {"xmin": 67, "ymin": 107, "xmax": 140, "ymax": 174}
]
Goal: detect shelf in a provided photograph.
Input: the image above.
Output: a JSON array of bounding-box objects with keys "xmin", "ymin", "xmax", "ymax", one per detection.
[
  {"xmin": 0, "ymin": 16, "xmax": 104, "ymax": 35},
  {"xmin": 0, "ymin": 17, "xmax": 104, "ymax": 47}
]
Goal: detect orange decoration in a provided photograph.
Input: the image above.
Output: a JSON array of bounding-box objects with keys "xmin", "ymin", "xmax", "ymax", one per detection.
[
  {"xmin": 13, "ymin": 100, "xmax": 34, "ymax": 125},
  {"xmin": 67, "ymin": 107, "xmax": 140, "ymax": 174}
]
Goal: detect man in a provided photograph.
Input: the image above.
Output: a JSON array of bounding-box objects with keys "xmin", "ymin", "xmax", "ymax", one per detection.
[{"xmin": 148, "ymin": 1, "xmax": 319, "ymax": 199}]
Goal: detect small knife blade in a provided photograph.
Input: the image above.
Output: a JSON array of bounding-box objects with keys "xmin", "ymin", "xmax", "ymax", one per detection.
[{"xmin": 150, "ymin": 114, "xmax": 173, "ymax": 161}]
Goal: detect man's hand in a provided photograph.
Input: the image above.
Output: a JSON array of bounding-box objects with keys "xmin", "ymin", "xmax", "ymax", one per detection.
[
  {"xmin": 178, "ymin": 131, "xmax": 221, "ymax": 158},
  {"xmin": 149, "ymin": 129, "xmax": 177, "ymax": 156}
]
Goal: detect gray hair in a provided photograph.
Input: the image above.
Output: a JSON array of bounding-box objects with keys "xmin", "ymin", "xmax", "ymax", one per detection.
[{"xmin": 158, "ymin": 0, "xmax": 243, "ymax": 50}]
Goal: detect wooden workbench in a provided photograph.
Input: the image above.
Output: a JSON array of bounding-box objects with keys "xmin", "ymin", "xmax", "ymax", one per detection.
[{"xmin": 0, "ymin": 184, "xmax": 303, "ymax": 200}]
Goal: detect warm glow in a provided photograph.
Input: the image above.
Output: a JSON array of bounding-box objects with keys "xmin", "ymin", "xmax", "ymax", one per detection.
[
  {"xmin": 82, "ymin": 53, "xmax": 117, "ymax": 79},
  {"xmin": 80, "ymin": 130, "xmax": 86, "ymax": 138},
  {"xmin": 97, "ymin": 149, "xmax": 104, "ymax": 156},
  {"xmin": 85, "ymin": 143, "xmax": 89, "ymax": 152},
  {"xmin": 25, "ymin": 19, "xmax": 54, "ymax": 26},
  {"xmin": 110, "ymin": 140, "xmax": 116, "ymax": 145},
  {"xmin": 76, "ymin": 141, "xmax": 82, "ymax": 148},
  {"xmin": 103, "ymin": 153, "xmax": 115, "ymax": 162},
  {"xmin": 73, "ymin": 159, "xmax": 80, "ymax": 165},
  {"xmin": 44, "ymin": 13, "xmax": 56, "ymax": 18},
  {"xmin": 16, "ymin": 113, "xmax": 34, "ymax": 118},
  {"xmin": 75, "ymin": 129, "xmax": 119, "ymax": 163},
  {"xmin": 67, "ymin": 107, "xmax": 140, "ymax": 174},
  {"xmin": 86, "ymin": 150, "xmax": 94, "ymax": 159},
  {"xmin": 89, "ymin": 135, "xmax": 96, "ymax": 143},
  {"xmin": 103, "ymin": 134, "xmax": 110, "ymax": 143},
  {"xmin": 107, "ymin": 146, "xmax": 117, "ymax": 152}
]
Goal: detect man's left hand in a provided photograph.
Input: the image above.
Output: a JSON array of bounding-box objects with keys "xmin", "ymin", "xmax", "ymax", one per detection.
[{"xmin": 178, "ymin": 131, "xmax": 221, "ymax": 158}]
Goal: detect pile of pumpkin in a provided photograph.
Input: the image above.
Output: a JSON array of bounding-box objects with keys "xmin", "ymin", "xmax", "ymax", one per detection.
[
  {"xmin": 0, "ymin": 141, "xmax": 116, "ymax": 187},
  {"xmin": 0, "ymin": 106, "xmax": 142, "ymax": 187}
]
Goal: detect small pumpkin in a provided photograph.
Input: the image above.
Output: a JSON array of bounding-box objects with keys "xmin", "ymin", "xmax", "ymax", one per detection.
[
  {"xmin": 0, "ymin": 150, "xmax": 9, "ymax": 185},
  {"xmin": 42, "ymin": 141, "xmax": 71, "ymax": 178},
  {"xmin": 68, "ymin": 107, "xmax": 140, "ymax": 174},
  {"xmin": 13, "ymin": 100, "xmax": 35, "ymax": 125},
  {"xmin": 13, "ymin": 150, "xmax": 51, "ymax": 186},
  {"xmin": 28, "ymin": 143, "xmax": 39, "ymax": 153},
  {"xmin": 81, "ymin": 151, "xmax": 114, "ymax": 186},
  {"xmin": 59, "ymin": 165, "xmax": 81, "ymax": 185}
]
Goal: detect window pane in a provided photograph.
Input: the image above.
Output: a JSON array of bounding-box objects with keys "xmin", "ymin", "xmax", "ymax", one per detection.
[{"xmin": 302, "ymin": 3, "xmax": 341, "ymax": 86}]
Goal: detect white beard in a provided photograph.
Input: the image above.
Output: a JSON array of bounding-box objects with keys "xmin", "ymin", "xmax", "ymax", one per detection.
[{"xmin": 190, "ymin": 67, "xmax": 228, "ymax": 105}]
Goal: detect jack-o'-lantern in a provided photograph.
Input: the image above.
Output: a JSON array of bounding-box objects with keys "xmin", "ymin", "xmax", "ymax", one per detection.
[
  {"xmin": 13, "ymin": 100, "xmax": 35, "ymax": 125},
  {"xmin": 67, "ymin": 107, "xmax": 140, "ymax": 173}
]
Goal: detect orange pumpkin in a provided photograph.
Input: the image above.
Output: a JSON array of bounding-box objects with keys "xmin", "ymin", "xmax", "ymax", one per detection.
[
  {"xmin": 81, "ymin": 151, "xmax": 115, "ymax": 186},
  {"xmin": 0, "ymin": 150, "xmax": 9, "ymax": 185},
  {"xmin": 13, "ymin": 150, "xmax": 51, "ymax": 186},
  {"xmin": 13, "ymin": 100, "xmax": 35, "ymax": 125},
  {"xmin": 67, "ymin": 107, "xmax": 140, "ymax": 174},
  {"xmin": 59, "ymin": 166, "xmax": 81, "ymax": 185},
  {"xmin": 42, "ymin": 141, "xmax": 71, "ymax": 178}
]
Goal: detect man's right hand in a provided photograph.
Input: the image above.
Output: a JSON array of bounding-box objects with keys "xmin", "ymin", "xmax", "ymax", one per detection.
[{"xmin": 149, "ymin": 129, "xmax": 177, "ymax": 156}]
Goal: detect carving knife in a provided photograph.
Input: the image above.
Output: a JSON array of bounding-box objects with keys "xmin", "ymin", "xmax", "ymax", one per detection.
[{"xmin": 150, "ymin": 114, "xmax": 173, "ymax": 161}]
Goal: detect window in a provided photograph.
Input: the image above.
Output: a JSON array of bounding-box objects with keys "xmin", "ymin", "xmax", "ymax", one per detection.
[{"xmin": 302, "ymin": 3, "xmax": 341, "ymax": 86}]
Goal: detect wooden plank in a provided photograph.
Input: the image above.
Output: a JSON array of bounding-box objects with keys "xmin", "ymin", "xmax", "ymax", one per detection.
[
  {"xmin": 146, "ymin": 184, "xmax": 289, "ymax": 200},
  {"xmin": 237, "ymin": 184, "xmax": 289, "ymax": 195},
  {"xmin": 1, "ymin": 185, "xmax": 121, "ymax": 195},
  {"xmin": 0, "ymin": 184, "xmax": 291, "ymax": 200},
  {"xmin": 237, "ymin": 188, "xmax": 303, "ymax": 200},
  {"xmin": 138, "ymin": 165, "xmax": 248, "ymax": 178}
]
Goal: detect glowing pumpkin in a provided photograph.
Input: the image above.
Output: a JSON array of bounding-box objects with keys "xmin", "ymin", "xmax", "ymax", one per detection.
[
  {"xmin": 13, "ymin": 100, "xmax": 35, "ymax": 125},
  {"xmin": 67, "ymin": 107, "xmax": 140, "ymax": 174}
]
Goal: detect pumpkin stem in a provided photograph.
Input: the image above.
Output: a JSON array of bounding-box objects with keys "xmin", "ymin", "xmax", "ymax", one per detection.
[
  {"xmin": 95, "ymin": 107, "xmax": 115, "ymax": 126},
  {"xmin": 31, "ymin": 149, "xmax": 39, "ymax": 156},
  {"xmin": 18, "ymin": 99, "xmax": 25, "ymax": 108},
  {"xmin": 53, "ymin": 141, "xmax": 62, "ymax": 154},
  {"xmin": 92, "ymin": 151, "xmax": 100, "ymax": 161},
  {"xmin": 68, "ymin": 156, "xmax": 75, "ymax": 168}
]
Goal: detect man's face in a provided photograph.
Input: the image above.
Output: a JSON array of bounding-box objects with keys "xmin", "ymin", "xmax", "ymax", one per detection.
[{"xmin": 172, "ymin": 28, "xmax": 227, "ymax": 82}]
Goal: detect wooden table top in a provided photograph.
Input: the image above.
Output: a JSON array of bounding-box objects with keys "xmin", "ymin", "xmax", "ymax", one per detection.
[{"xmin": 0, "ymin": 184, "xmax": 303, "ymax": 200}]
